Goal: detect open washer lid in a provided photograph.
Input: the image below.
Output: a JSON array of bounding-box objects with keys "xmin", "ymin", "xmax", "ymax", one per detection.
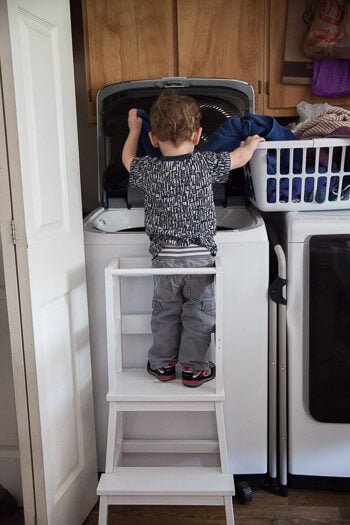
[{"xmin": 97, "ymin": 77, "xmax": 255, "ymax": 209}]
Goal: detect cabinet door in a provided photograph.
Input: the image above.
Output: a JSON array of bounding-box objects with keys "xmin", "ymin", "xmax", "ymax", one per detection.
[
  {"xmin": 177, "ymin": 0, "xmax": 265, "ymax": 113},
  {"xmin": 84, "ymin": 0, "xmax": 177, "ymax": 122},
  {"xmin": 266, "ymin": 0, "xmax": 350, "ymax": 116}
]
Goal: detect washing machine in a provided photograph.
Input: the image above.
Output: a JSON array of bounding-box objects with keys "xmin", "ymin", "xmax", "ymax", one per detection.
[
  {"xmin": 279, "ymin": 211, "xmax": 350, "ymax": 487},
  {"xmin": 83, "ymin": 78, "xmax": 269, "ymax": 481}
]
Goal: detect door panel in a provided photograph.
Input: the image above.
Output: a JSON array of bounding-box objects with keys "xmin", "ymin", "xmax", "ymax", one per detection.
[
  {"xmin": 309, "ymin": 236, "xmax": 350, "ymax": 423},
  {"xmin": 177, "ymin": 0, "xmax": 265, "ymax": 113},
  {"xmin": 84, "ymin": 0, "xmax": 178, "ymax": 121},
  {"xmin": 4, "ymin": 0, "xmax": 98, "ymax": 523},
  {"xmin": 16, "ymin": 9, "xmax": 69, "ymax": 237}
]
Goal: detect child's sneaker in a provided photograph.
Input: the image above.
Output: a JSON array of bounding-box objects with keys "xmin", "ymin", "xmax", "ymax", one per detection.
[
  {"xmin": 147, "ymin": 361, "xmax": 176, "ymax": 381},
  {"xmin": 182, "ymin": 362, "xmax": 216, "ymax": 387}
]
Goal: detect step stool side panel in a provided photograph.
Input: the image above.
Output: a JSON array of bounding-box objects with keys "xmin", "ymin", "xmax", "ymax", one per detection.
[{"xmin": 215, "ymin": 258, "xmax": 224, "ymax": 396}]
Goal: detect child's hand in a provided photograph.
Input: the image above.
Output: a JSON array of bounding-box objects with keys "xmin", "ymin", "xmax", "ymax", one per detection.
[
  {"xmin": 128, "ymin": 108, "xmax": 142, "ymax": 133},
  {"xmin": 229, "ymin": 135, "xmax": 265, "ymax": 169},
  {"xmin": 122, "ymin": 109, "xmax": 142, "ymax": 172},
  {"xmin": 244, "ymin": 135, "xmax": 265, "ymax": 152}
]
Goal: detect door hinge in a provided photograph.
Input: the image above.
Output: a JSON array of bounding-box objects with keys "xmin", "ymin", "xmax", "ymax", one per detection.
[
  {"xmin": 266, "ymin": 81, "xmax": 270, "ymax": 95},
  {"xmin": 11, "ymin": 219, "xmax": 16, "ymax": 245},
  {"xmin": 88, "ymin": 89, "xmax": 92, "ymax": 102}
]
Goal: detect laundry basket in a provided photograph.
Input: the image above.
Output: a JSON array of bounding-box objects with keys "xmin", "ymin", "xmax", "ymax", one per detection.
[{"xmin": 246, "ymin": 138, "xmax": 350, "ymax": 211}]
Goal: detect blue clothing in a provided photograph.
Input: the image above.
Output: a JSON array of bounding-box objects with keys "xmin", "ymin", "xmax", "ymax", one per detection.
[
  {"xmin": 136, "ymin": 109, "xmax": 339, "ymax": 203},
  {"xmin": 137, "ymin": 109, "xmax": 297, "ymax": 174},
  {"xmin": 137, "ymin": 109, "xmax": 159, "ymax": 158}
]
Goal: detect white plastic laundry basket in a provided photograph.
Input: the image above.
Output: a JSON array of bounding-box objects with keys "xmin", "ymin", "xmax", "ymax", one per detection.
[{"xmin": 246, "ymin": 138, "xmax": 350, "ymax": 211}]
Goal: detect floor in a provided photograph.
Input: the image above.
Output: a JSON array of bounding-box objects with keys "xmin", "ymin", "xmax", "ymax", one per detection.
[
  {"xmin": 6, "ymin": 489, "xmax": 350, "ymax": 524},
  {"xmin": 85, "ymin": 490, "xmax": 350, "ymax": 525}
]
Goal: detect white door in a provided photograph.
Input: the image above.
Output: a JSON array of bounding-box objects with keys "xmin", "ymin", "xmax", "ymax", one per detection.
[{"xmin": 1, "ymin": 0, "xmax": 98, "ymax": 523}]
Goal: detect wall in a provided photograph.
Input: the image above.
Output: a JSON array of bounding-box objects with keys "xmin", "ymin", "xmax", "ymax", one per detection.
[
  {"xmin": 70, "ymin": 0, "xmax": 99, "ymax": 215},
  {"xmin": 0, "ymin": 243, "xmax": 22, "ymax": 503}
]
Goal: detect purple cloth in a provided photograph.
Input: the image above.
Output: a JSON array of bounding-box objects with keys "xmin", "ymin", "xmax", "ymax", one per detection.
[
  {"xmin": 312, "ymin": 59, "xmax": 350, "ymax": 97},
  {"xmin": 328, "ymin": 126, "xmax": 350, "ymax": 138}
]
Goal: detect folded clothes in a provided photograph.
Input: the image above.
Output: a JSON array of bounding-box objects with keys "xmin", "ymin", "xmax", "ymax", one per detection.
[{"xmin": 294, "ymin": 107, "xmax": 350, "ymax": 139}]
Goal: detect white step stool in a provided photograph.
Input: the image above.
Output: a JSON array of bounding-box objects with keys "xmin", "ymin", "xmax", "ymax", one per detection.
[{"xmin": 97, "ymin": 257, "xmax": 235, "ymax": 524}]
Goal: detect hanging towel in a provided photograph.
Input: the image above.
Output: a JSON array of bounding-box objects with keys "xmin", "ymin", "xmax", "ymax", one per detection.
[{"xmin": 312, "ymin": 59, "xmax": 350, "ymax": 98}]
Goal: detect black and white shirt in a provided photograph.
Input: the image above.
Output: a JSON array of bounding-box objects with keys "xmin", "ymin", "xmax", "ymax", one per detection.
[{"xmin": 129, "ymin": 151, "xmax": 231, "ymax": 257}]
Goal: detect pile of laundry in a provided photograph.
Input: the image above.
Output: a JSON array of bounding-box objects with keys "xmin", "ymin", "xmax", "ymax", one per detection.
[
  {"xmin": 293, "ymin": 102, "xmax": 350, "ymax": 139},
  {"xmin": 136, "ymin": 102, "xmax": 350, "ymax": 204},
  {"xmin": 268, "ymin": 102, "xmax": 350, "ymax": 203}
]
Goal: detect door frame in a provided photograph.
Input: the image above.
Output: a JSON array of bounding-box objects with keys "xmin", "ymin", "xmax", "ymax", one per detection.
[{"xmin": 0, "ymin": 60, "xmax": 36, "ymax": 525}]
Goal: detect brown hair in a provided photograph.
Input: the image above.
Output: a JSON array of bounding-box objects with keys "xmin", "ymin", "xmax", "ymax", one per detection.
[{"xmin": 150, "ymin": 90, "xmax": 201, "ymax": 145}]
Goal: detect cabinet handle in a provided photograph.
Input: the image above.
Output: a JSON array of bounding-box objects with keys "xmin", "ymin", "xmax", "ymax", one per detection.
[
  {"xmin": 258, "ymin": 80, "xmax": 262, "ymax": 95},
  {"xmin": 266, "ymin": 81, "xmax": 270, "ymax": 96}
]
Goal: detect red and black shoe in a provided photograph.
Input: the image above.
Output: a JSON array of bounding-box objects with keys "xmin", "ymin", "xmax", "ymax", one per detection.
[
  {"xmin": 182, "ymin": 362, "xmax": 216, "ymax": 388},
  {"xmin": 147, "ymin": 361, "xmax": 176, "ymax": 382}
]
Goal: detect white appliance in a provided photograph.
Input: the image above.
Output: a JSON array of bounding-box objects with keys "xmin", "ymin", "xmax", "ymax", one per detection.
[
  {"xmin": 83, "ymin": 78, "xmax": 269, "ymax": 477},
  {"xmin": 283, "ymin": 211, "xmax": 350, "ymax": 481}
]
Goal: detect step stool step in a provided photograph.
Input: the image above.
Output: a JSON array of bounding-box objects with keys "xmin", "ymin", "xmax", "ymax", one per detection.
[
  {"xmin": 97, "ymin": 467, "xmax": 234, "ymax": 497},
  {"xmin": 107, "ymin": 368, "xmax": 224, "ymax": 402}
]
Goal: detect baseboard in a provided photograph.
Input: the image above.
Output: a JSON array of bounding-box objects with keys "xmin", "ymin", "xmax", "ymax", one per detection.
[{"xmin": 288, "ymin": 474, "xmax": 350, "ymax": 491}]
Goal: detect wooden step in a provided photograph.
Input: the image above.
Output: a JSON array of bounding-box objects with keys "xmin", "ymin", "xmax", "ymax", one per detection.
[
  {"xmin": 122, "ymin": 439, "xmax": 219, "ymax": 454},
  {"xmin": 106, "ymin": 368, "xmax": 224, "ymax": 402},
  {"xmin": 97, "ymin": 467, "xmax": 234, "ymax": 497}
]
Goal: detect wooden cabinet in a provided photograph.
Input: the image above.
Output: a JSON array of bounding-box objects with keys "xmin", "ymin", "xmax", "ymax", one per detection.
[
  {"xmin": 82, "ymin": 0, "xmax": 350, "ymax": 122},
  {"xmin": 83, "ymin": 0, "xmax": 177, "ymax": 121},
  {"xmin": 177, "ymin": 0, "xmax": 265, "ymax": 113},
  {"xmin": 265, "ymin": 0, "xmax": 350, "ymax": 116}
]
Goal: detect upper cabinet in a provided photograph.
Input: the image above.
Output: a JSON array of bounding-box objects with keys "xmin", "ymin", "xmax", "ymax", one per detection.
[
  {"xmin": 83, "ymin": 0, "xmax": 177, "ymax": 121},
  {"xmin": 266, "ymin": 0, "xmax": 350, "ymax": 116},
  {"xmin": 82, "ymin": 0, "xmax": 350, "ymax": 123},
  {"xmin": 177, "ymin": 0, "xmax": 265, "ymax": 113}
]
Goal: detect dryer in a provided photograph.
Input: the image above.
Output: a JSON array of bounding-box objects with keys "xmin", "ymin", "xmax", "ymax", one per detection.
[{"xmin": 282, "ymin": 211, "xmax": 350, "ymax": 486}]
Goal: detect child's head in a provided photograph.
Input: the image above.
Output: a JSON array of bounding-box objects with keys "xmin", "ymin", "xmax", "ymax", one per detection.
[{"xmin": 150, "ymin": 90, "xmax": 201, "ymax": 147}]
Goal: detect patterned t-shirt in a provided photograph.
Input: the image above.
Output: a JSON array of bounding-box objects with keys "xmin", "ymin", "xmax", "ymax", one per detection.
[{"xmin": 129, "ymin": 151, "xmax": 231, "ymax": 257}]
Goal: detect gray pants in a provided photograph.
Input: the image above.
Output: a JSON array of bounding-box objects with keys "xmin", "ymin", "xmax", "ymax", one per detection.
[{"xmin": 148, "ymin": 255, "xmax": 215, "ymax": 372}]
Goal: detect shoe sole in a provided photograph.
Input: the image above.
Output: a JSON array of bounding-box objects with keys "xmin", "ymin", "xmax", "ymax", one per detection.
[{"xmin": 147, "ymin": 368, "xmax": 176, "ymax": 382}]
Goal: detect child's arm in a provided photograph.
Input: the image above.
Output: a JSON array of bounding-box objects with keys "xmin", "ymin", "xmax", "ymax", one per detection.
[
  {"xmin": 122, "ymin": 109, "xmax": 142, "ymax": 172},
  {"xmin": 229, "ymin": 135, "xmax": 265, "ymax": 170}
]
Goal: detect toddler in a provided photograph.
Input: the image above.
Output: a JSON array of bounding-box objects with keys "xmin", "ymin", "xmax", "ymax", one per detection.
[{"xmin": 122, "ymin": 91, "xmax": 264, "ymax": 387}]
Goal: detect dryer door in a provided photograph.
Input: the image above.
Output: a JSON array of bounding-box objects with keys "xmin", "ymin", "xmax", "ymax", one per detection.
[{"xmin": 309, "ymin": 235, "xmax": 350, "ymax": 423}]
